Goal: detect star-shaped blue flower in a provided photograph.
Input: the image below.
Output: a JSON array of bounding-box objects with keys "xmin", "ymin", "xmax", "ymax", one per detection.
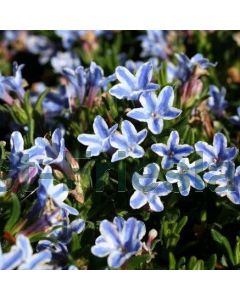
[
  {"xmin": 195, "ymin": 133, "xmax": 238, "ymax": 170},
  {"xmin": 204, "ymin": 161, "xmax": 240, "ymax": 204},
  {"xmin": 166, "ymin": 158, "xmax": 208, "ymax": 196},
  {"xmin": 151, "ymin": 131, "xmax": 193, "ymax": 169},
  {"xmin": 37, "ymin": 165, "xmax": 78, "ymax": 215},
  {"xmin": 109, "ymin": 62, "xmax": 160, "ymax": 101},
  {"xmin": 130, "ymin": 163, "xmax": 172, "ymax": 212},
  {"xmin": 207, "ymin": 85, "xmax": 228, "ymax": 117},
  {"xmin": 170, "ymin": 53, "xmax": 217, "ymax": 83},
  {"xmin": 0, "ymin": 234, "xmax": 51, "ymax": 270},
  {"xmin": 127, "ymin": 86, "xmax": 182, "ymax": 134},
  {"xmin": 91, "ymin": 216, "xmax": 146, "ymax": 268},
  {"xmin": 110, "ymin": 120, "xmax": 147, "ymax": 162},
  {"xmin": 78, "ymin": 115, "xmax": 118, "ymax": 157}
]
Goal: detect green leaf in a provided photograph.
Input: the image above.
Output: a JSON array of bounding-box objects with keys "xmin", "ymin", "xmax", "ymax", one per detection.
[
  {"xmin": 4, "ymin": 195, "xmax": 21, "ymax": 233},
  {"xmin": 211, "ymin": 229, "xmax": 235, "ymax": 266},
  {"xmin": 35, "ymin": 88, "xmax": 50, "ymax": 114},
  {"xmin": 169, "ymin": 252, "xmax": 176, "ymax": 270}
]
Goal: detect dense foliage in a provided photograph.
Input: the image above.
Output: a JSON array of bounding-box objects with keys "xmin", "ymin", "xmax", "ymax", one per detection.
[{"xmin": 0, "ymin": 30, "xmax": 240, "ymax": 270}]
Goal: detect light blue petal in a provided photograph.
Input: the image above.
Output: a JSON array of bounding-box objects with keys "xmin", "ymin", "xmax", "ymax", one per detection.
[
  {"xmin": 136, "ymin": 62, "xmax": 153, "ymax": 88},
  {"xmin": 100, "ymin": 220, "xmax": 121, "ymax": 248},
  {"xmin": 187, "ymin": 173, "xmax": 205, "ymax": 190},
  {"xmin": 130, "ymin": 191, "xmax": 148, "ymax": 209},
  {"xmin": 91, "ymin": 243, "xmax": 112, "ymax": 257},
  {"xmin": 121, "ymin": 120, "xmax": 137, "ymax": 142},
  {"xmin": 213, "ymin": 133, "xmax": 227, "ymax": 158},
  {"xmin": 168, "ymin": 131, "xmax": 179, "ymax": 150},
  {"xmin": 77, "ymin": 134, "xmax": 101, "ymax": 147},
  {"xmin": 166, "ymin": 170, "xmax": 180, "ymax": 184},
  {"xmin": 111, "ymin": 150, "xmax": 128, "ymax": 162},
  {"xmin": 137, "ymin": 129, "xmax": 148, "ymax": 144},
  {"xmin": 110, "ymin": 133, "xmax": 128, "ymax": 150},
  {"xmin": 157, "ymin": 86, "xmax": 174, "ymax": 112},
  {"xmin": 19, "ymin": 250, "xmax": 52, "ymax": 270},
  {"xmin": 195, "ymin": 141, "xmax": 215, "ymax": 162},
  {"xmin": 190, "ymin": 159, "xmax": 209, "ymax": 173},
  {"xmin": 178, "ymin": 175, "xmax": 191, "ymax": 196},
  {"xmin": 130, "ymin": 145, "xmax": 145, "ymax": 158},
  {"xmin": 109, "ymin": 84, "xmax": 131, "ymax": 99},
  {"xmin": 153, "ymin": 181, "xmax": 172, "ymax": 196},
  {"xmin": 162, "ymin": 108, "xmax": 182, "ymax": 120},
  {"xmin": 139, "ymin": 92, "xmax": 156, "ymax": 112},
  {"xmin": 127, "ymin": 108, "xmax": 148, "ymax": 122},
  {"xmin": 148, "ymin": 117, "xmax": 163, "ymax": 134},
  {"xmin": 148, "ymin": 195, "xmax": 164, "ymax": 212},
  {"xmin": 107, "ymin": 250, "xmax": 126, "ymax": 268},
  {"xmin": 10, "ymin": 131, "xmax": 24, "ymax": 153},
  {"xmin": 115, "ymin": 66, "xmax": 136, "ymax": 88},
  {"xmin": 151, "ymin": 143, "xmax": 168, "ymax": 156},
  {"xmin": 93, "ymin": 115, "xmax": 109, "ymax": 138}
]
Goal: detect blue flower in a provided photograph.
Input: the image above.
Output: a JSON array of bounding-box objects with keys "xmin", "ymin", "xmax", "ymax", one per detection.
[
  {"xmin": 130, "ymin": 163, "xmax": 172, "ymax": 212},
  {"xmin": 0, "ymin": 234, "xmax": 51, "ymax": 270},
  {"xmin": 109, "ymin": 62, "xmax": 160, "ymax": 101},
  {"xmin": 110, "ymin": 120, "xmax": 147, "ymax": 162},
  {"xmin": 37, "ymin": 165, "xmax": 78, "ymax": 215},
  {"xmin": 195, "ymin": 133, "xmax": 238, "ymax": 170},
  {"xmin": 91, "ymin": 216, "xmax": 146, "ymax": 268},
  {"xmin": 127, "ymin": 86, "xmax": 182, "ymax": 134},
  {"xmin": 33, "ymin": 128, "xmax": 66, "ymax": 168},
  {"xmin": 55, "ymin": 30, "xmax": 79, "ymax": 49},
  {"xmin": 51, "ymin": 51, "xmax": 80, "ymax": 74},
  {"xmin": 78, "ymin": 115, "xmax": 118, "ymax": 157},
  {"xmin": 204, "ymin": 161, "xmax": 240, "ymax": 204},
  {"xmin": 166, "ymin": 158, "xmax": 208, "ymax": 196},
  {"xmin": 37, "ymin": 217, "xmax": 85, "ymax": 259},
  {"xmin": 172, "ymin": 53, "xmax": 217, "ymax": 82},
  {"xmin": 229, "ymin": 107, "xmax": 240, "ymax": 126},
  {"xmin": 26, "ymin": 35, "xmax": 54, "ymax": 64},
  {"xmin": 207, "ymin": 85, "xmax": 228, "ymax": 117},
  {"xmin": 151, "ymin": 131, "xmax": 193, "ymax": 169},
  {"xmin": 10, "ymin": 131, "xmax": 41, "ymax": 184},
  {"xmin": 0, "ymin": 62, "xmax": 25, "ymax": 104},
  {"xmin": 140, "ymin": 30, "xmax": 169, "ymax": 59},
  {"xmin": 63, "ymin": 62, "xmax": 115, "ymax": 106}
]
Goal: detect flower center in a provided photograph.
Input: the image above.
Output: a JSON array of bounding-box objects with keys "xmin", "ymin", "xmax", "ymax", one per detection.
[{"xmin": 151, "ymin": 112, "xmax": 159, "ymax": 119}]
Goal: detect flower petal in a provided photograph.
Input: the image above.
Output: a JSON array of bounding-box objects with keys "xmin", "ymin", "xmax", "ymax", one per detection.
[{"xmin": 130, "ymin": 191, "xmax": 148, "ymax": 209}]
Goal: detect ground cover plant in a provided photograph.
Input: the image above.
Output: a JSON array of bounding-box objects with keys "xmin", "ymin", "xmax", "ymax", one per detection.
[{"xmin": 0, "ymin": 30, "xmax": 240, "ymax": 270}]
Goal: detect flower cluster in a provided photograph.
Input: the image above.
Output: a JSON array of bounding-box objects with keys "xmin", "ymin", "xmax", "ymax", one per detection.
[{"xmin": 0, "ymin": 30, "xmax": 240, "ymax": 270}]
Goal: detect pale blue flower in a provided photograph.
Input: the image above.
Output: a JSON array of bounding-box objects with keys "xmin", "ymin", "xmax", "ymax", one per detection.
[
  {"xmin": 0, "ymin": 234, "xmax": 51, "ymax": 270},
  {"xmin": 171, "ymin": 53, "xmax": 217, "ymax": 82},
  {"xmin": 4, "ymin": 62, "xmax": 25, "ymax": 101},
  {"xmin": 204, "ymin": 161, "xmax": 240, "ymax": 204},
  {"xmin": 151, "ymin": 131, "xmax": 193, "ymax": 169},
  {"xmin": 109, "ymin": 62, "xmax": 160, "ymax": 101},
  {"xmin": 166, "ymin": 158, "xmax": 208, "ymax": 196},
  {"xmin": 195, "ymin": 133, "xmax": 238, "ymax": 170},
  {"xmin": 130, "ymin": 163, "xmax": 172, "ymax": 212},
  {"xmin": 51, "ymin": 51, "xmax": 81, "ymax": 74},
  {"xmin": 10, "ymin": 131, "xmax": 41, "ymax": 184},
  {"xmin": 91, "ymin": 216, "xmax": 146, "ymax": 268},
  {"xmin": 26, "ymin": 35, "xmax": 54, "ymax": 64},
  {"xmin": 78, "ymin": 115, "xmax": 118, "ymax": 157},
  {"xmin": 207, "ymin": 85, "xmax": 228, "ymax": 117},
  {"xmin": 110, "ymin": 120, "xmax": 147, "ymax": 162},
  {"xmin": 140, "ymin": 30, "xmax": 169, "ymax": 59},
  {"xmin": 127, "ymin": 86, "xmax": 182, "ymax": 134},
  {"xmin": 37, "ymin": 217, "xmax": 85, "ymax": 259},
  {"xmin": 37, "ymin": 165, "xmax": 78, "ymax": 215},
  {"xmin": 63, "ymin": 62, "xmax": 115, "ymax": 106}
]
